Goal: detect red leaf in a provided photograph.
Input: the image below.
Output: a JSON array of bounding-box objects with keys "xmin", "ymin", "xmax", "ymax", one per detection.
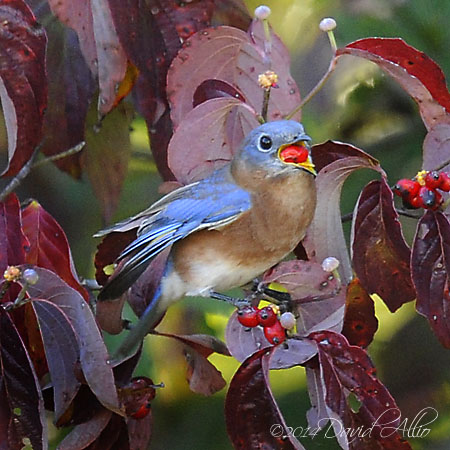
[
  {"xmin": 127, "ymin": 411, "xmax": 152, "ymax": 450},
  {"xmin": 47, "ymin": 0, "xmax": 127, "ymax": 116},
  {"xmin": 0, "ymin": 308, "xmax": 47, "ymax": 449},
  {"xmin": 193, "ymin": 79, "xmax": 246, "ymax": 106},
  {"xmin": 21, "ymin": 200, "xmax": 89, "ymax": 301},
  {"xmin": 352, "ymin": 178, "xmax": 416, "ymax": 312},
  {"xmin": 310, "ymin": 331, "xmax": 412, "ymax": 449},
  {"xmin": 24, "ymin": 267, "xmax": 121, "ymax": 413},
  {"xmin": 337, "ymin": 38, "xmax": 450, "ymax": 130},
  {"xmin": 342, "ymin": 279, "xmax": 378, "ymax": 348},
  {"xmin": 305, "ymin": 142, "xmax": 384, "ymax": 284},
  {"xmin": 0, "ymin": 0, "xmax": 47, "ymax": 177},
  {"xmin": 411, "ymin": 211, "xmax": 450, "ymax": 348},
  {"xmin": 225, "ymin": 349, "xmax": 305, "ymax": 450},
  {"xmin": 167, "ymin": 97, "xmax": 258, "ymax": 184},
  {"xmin": 0, "ymin": 193, "xmax": 29, "ymax": 274},
  {"xmin": 32, "ymin": 300, "xmax": 81, "ymax": 423}
]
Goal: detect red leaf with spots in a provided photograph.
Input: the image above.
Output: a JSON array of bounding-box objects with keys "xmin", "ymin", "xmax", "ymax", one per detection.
[
  {"xmin": 21, "ymin": 200, "xmax": 89, "ymax": 301},
  {"xmin": 309, "ymin": 331, "xmax": 412, "ymax": 450},
  {"xmin": 167, "ymin": 97, "xmax": 258, "ymax": 184},
  {"xmin": 0, "ymin": 0, "xmax": 47, "ymax": 177},
  {"xmin": 337, "ymin": 38, "xmax": 450, "ymax": 130},
  {"xmin": 0, "ymin": 308, "xmax": 47, "ymax": 450},
  {"xmin": 225, "ymin": 349, "xmax": 305, "ymax": 450},
  {"xmin": 412, "ymin": 211, "xmax": 450, "ymax": 348},
  {"xmin": 352, "ymin": 178, "xmax": 416, "ymax": 312},
  {"xmin": 107, "ymin": 0, "xmax": 216, "ymax": 180},
  {"xmin": 342, "ymin": 279, "xmax": 378, "ymax": 348}
]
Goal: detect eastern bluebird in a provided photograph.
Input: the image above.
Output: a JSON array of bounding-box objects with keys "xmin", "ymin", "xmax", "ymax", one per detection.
[{"xmin": 96, "ymin": 120, "xmax": 317, "ymax": 359}]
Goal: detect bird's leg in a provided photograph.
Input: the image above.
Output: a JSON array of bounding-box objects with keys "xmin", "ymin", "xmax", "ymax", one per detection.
[{"xmin": 209, "ymin": 291, "xmax": 251, "ymax": 309}]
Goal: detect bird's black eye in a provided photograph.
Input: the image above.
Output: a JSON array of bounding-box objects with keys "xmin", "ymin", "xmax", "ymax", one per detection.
[{"xmin": 259, "ymin": 135, "xmax": 272, "ymax": 151}]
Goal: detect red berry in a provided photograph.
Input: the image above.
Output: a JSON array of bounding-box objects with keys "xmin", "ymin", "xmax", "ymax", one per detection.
[
  {"xmin": 263, "ymin": 320, "xmax": 286, "ymax": 345},
  {"xmin": 237, "ymin": 306, "xmax": 259, "ymax": 327},
  {"xmin": 131, "ymin": 403, "xmax": 151, "ymax": 420},
  {"xmin": 419, "ymin": 186, "xmax": 442, "ymax": 210},
  {"xmin": 392, "ymin": 179, "xmax": 420, "ymax": 200},
  {"xmin": 424, "ymin": 171, "xmax": 442, "ymax": 189},
  {"xmin": 279, "ymin": 145, "xmax": 309, "ymax": 164},
  {"xmin": 258, "ymin": 306, "xmax": 278, "ymax": 327},
  {"xmin": 440, "ymin": 173, "xmax": 450, "ymax": 192},
  {"xmin": 405, "ymin": 195, "xmax": 423, "ymax": 209}
]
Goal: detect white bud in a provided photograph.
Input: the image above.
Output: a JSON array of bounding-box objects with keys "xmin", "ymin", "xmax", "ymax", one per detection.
[
  {"xmin": 319, "ymin": 17, "xmax": 337, "ymax": 32},
  {"xmin": 279, "ymin": 312, "xmax": 296, "ymax": 330},
  {"xmin": 254, "ymin": 5, "xmax": 271, "ymax": 20},
  {"xmin": 22, "ymin": 268, "xmax": 39, "ymax": 285},
  {"xmin": 321, "ymin": 257, "xmax": 340, "ymax": 273}
]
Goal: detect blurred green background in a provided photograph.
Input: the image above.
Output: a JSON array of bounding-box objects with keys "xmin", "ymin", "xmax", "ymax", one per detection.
[{"xmin": 2, "ymin": 0, "xmax": 450, "ymax": 448}]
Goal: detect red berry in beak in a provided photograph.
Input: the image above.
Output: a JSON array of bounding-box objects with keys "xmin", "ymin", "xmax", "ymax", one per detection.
[{"xmin": 279, "ymin": 144, "xmax": 309, "ymax": 164}]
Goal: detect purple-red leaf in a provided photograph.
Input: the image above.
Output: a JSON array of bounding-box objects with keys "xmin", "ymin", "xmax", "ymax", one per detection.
[
  {"xmin": 225, "ymin": 349, "xmax": 305, "ymax": 450},
  {"xmin": 47, "ymin": 0, "xmax": 127, "ymax": 116},
  {"xmin": 193, "ymin": 79, "xmax": 246, "ymax": 106},
  {"xmin": 21, "ymin": 200, "xmax": 89, "ymax": 301},
  {"xmin": 27, "ymin": 0, "xmax": 95, "ymax": 178},
  {"xmin": 0, "ymin": 193, "xmax": 28, "ymax": 274},
  {"xmin": 0, "ymin": 308, "xmax": 47, "ymax": 449},
  {"xmin": 32, "ymin": 299, "xmax": 80, "ymax": 423},
  {"xmin": 310, "ymin": 331, "xmax": 412, "ymax": 449},
  {"xmin": 262, "ymin": 260, "xmax": 345, "ymax": 335},
  {"xmin": 337, "ymin": 38, "xmax": 450, "ymax": 130},
  {"xmin": 0, "ymin": 0, "xmax": 47, "ymax": 177},
  {"xmin": 184, "ymin": 348, "xmax": 226, "ymax": 396},
  {"xmin": 57, "ymin": 408, "xmax": 113, "ymax": 450},
  {"xmin": 342, "ymin": 279, "xmax": 378, "ymax": 348},
  {"xmin": 24, "ymin": 267, "xmax": 121, "ymax": 413},
  {"xmin": 306, "ymin": 142, "xmax": 384, "ymax": 284},
  {"xmin": 351, "ymin": 178, "xmax": 415, "ymax": 312},
  {"xmin": 412, "ymin": 211, "xmax": 450, "ymax": 348},
  {"xmin": 167, "ymin": 97, "xmax": 258, "ymax": 184},
  {"xmin": 422, "ymin": 122, "xmax": 450, "ymax": 174}
]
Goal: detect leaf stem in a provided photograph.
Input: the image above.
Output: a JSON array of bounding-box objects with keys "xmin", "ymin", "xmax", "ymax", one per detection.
[
  {"xmin": 286, "ymin": 56, "xmax": 338, "ymax": 119},
  {"xmin": 261, "ymin": 88, "xmax": 271, "ymax": 122}
]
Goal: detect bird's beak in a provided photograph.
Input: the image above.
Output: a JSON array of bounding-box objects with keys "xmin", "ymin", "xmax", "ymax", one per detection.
[{"xmin": 277, "ymin": 140, "xmax": 317, "ymax": 176}]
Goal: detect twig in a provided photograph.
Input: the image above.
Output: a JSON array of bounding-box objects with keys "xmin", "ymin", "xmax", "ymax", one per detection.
[
  {"xmin": 0, "ymin": 141, "xmax": 85, "ymax": 202},
  {"xmin": 261, "ymin": 89, "xmax": 271, "ymax": 122},
  {"xmin": 32, "ymin": 141, "xmax": 85, "ymax": 168},
  {"xmin": 285, "ymin": 56, "xmax": 338, "ymax": 119},
  {"xmin": 0, "ymin": 147, "xmax": 40, "ymax": 202}
]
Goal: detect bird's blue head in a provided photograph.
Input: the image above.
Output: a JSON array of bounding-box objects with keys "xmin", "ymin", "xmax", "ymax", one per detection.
[{"xmin": 233, "ymin": 120, "xmax": 316, "ymax": 177}]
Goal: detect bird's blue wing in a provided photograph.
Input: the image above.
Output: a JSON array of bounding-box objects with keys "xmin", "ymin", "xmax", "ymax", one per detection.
[{"xmin": 98, "ymin": 167, "xmax": 251, "ymax": 300}]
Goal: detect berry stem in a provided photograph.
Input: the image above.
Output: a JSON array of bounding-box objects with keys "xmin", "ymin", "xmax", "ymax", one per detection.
[{"xmin": 285, "ymin": 56, "xmax": 338, "ymax": 119}]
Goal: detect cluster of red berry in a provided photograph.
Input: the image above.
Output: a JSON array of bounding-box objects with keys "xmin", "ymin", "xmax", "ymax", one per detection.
[
  {"xmin": 237, "ymin": 305, "xmax": 291, "ymax": 345},
  {"xmin": 393, "ymin": 170, "xmax": 450, "ymax": 210}
]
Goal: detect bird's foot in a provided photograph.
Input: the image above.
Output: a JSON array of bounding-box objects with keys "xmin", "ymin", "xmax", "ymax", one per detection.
[{"xmin": 209, "ymin": 291, "xmax": 251, "ymax": 309}]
